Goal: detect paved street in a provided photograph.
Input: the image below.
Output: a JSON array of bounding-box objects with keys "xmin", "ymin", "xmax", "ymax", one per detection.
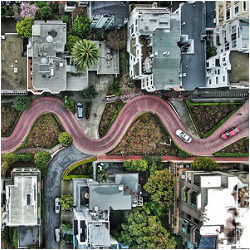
[
  {"xmin": 43, "ymin": 146, "xmax": 90, "ymax": 249},
  {"xmin": 1, "ymin": 95, "xmax": 249, "ymax": 156}
]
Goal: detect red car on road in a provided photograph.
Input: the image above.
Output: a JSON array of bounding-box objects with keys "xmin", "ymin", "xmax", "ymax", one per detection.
[{"xmin": 221, "ymin": 127, "xmax": 240, "ymax": 140}]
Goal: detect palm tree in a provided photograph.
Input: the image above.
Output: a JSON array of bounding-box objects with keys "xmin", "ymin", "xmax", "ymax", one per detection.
[{"xmin": 71, "ymin": 40, "xmax": 99, "ymax": 70}]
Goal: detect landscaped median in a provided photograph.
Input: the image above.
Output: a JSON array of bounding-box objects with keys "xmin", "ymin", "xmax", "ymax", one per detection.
[
  {"xmin": 62, "ymin": 157, "xmax": 96, "ymax": 180},
  {"xmin": 185, "ymin": 100, "xmax": 243, "ymax": 138}
]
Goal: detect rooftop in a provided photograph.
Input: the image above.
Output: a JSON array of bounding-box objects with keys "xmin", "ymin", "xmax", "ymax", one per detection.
[
  {"xmin": 88, "ymin": 223, "xmax": 110, "ymax": 247},
  {"xmin": 181, "ymin": 2, "xmax": 206, "ymax": 90}
]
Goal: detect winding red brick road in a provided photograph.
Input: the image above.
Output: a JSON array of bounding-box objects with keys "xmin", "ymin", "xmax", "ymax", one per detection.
[{"xmin": 1, "ymin": 96, "xmax": 249, "ymax": 156}]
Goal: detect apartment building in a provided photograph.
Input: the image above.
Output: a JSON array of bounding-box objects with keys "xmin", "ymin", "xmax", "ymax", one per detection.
[
  {"xmin": 214, "ymin": 2, "xmax": 249, "ymax": 53},
  {"xmin": 176, "ymin": 170, "xmax": 249, "ymax": 249},
  {"xmin": 72, "ymin": 173, "xmax": 143, "ymax": 249}
]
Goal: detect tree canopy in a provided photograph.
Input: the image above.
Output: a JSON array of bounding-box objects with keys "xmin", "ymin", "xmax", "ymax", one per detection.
[
  {"xmin": 121, "ymin": 207, "xmax": 176, "ymax": 249},
  {"xmin": 191, "ymin": 157, "xmax": 220, "ymax": 171},
  {"xmin": 16, "ymin": 17, "xmax": 34, "ymax": 38},
  {"xmin": 106, "ymin": 28, "xmax": 127, "ymax": 51},
  {"xmin": 58, "ymin": 132, "xmax": 73, "ymax": 147},
  {"xmin": 34, "ymin": 151, "xmax": 51, "ymax": 178},
  {"xmin": 60, "ymin": 194, "xmax": 73, "ymax": 211},
  {"xmin": 82, "ymin": 85, "xmax": 98, "ymax": 99},
  {"xmin": 124, "ymin": 159, "xmax": 148, "ymax": 172},
  {"xmin": 13, "ymin": 96, "xmax": 32, "ymax": 112},
  {"xmin": 72, "ymin": 40, "xmax": 99, "ymax": 70},
  {"xmin": 144, "ymin": 168, "xmax": 174, "ymax": 207},
  {"xmin": 66, "ymin": 35, "xmax": 82, "ymax": 52},
  {"xmin": 72, "ymin": 16, "xmax": 91, "ymax": 38}
]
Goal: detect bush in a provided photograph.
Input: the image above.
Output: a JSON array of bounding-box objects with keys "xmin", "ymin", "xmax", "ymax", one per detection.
[
  {"xmin": 1, "ymin": 5, "xmax": 14, "ymax": 19},
  {"xmin": 82, "ymin": 85, "xmax": 98, "ymax": 99},
  {"xmin": 106, "ymin": 28, "xmax": 127, "ymax": 51},
  {"xmin": 178, "ymin": 150, "xmax": 192, "ymax": 158},
  {"xmin": 16, "ymin": 152, "xmax": 33, "ymax": 162},
  {"xmin": 13, "ymin": 96, "xmax": 32, "ymax": 112},
  {"xmin": 35, "ymin": 1, "xmax": 47, "ymax": 8},
  {"xmin": 60, "ymin": 194, "xmax": 73, "ymax": 211},
  {"xmin": 63, "ymin": 96, "xmax": 75, "ymax": 113},
  {"xmin": 16, "ymin": 17, "xmax": 34, "ymax": 38},
  {"xmin": 2, "ymin": 152, "xmax": 33, "ymax": 165},
  {"xmin": 66, "ymin": 35, "xmax": 81, "ymax": 52},
  {"xmin": 58, "ymin": 132, "xmax": 73, "ymax": 147},
  {"xmin": 72, "ymin": 16, "xmax": 91, "ymax": 38},
  {"xmin": 191, "ymin": 157, "xmax": 220, "ymax": 171},
  {"xmin": 124, "ymin": 160, "xmax": 148, "ymax": 172},
  {"xmin": 34, "ymin": 151, "xmax": 51, "ymax": 178},
  {"xmin": 39, "ymin": 6, "xmax": 52, "ymax": 20},
  {"xmin": 19, "ymin": 2, "xmax": 39, "ymax": 19},
  {"xmin": 12, "ymin": 228, "xmax": 18, "ymax": 249},
  {"xmin": 61, "ymin": 14, "xmax": 69, "ymax": 24}
]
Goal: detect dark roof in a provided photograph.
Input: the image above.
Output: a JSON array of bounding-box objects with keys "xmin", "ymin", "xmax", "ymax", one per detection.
[
  {"xmin": 198, "ymin": 236, "xmax": 217, "ymax": 249},
  {"xmin": 90, "ymin": 1, "xmax": 129, "ymax": 28},
  {"xmin": 205, "ymin": 1, "xmax": 216, "ymax": 29},
  {"xmin": 181, "ymin": 2, "xmax": 206, "ymax": 91}
]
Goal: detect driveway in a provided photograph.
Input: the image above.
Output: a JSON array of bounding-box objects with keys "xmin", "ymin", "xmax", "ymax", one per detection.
[{"xmin": 43, "ymin": 146, "xmax": 90, "ymax": 249}]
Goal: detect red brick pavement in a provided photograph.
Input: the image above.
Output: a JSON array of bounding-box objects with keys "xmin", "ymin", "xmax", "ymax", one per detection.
[{"xmin": 1, "ymin": 96, "xmax": 249, "ymax": 157}]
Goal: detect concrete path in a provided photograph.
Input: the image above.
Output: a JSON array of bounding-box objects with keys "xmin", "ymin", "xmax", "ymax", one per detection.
[
  {"xmin": 1, "ymin": 95, "xmax": 249, "ymax": 156},
  {"xmin": 169, "ymin": 98, "xmax": 199, "ymax": 138},
  {"xmin": 43, "ymin": 146, "xmax": 90, "ymax": 249}
]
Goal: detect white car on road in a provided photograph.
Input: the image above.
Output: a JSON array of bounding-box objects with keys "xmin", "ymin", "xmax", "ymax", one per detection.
[
  {"xmin": 175, "ymin": 129, "xmax": 192, "ymax": 143},
  {"xmin": 55, "ymin": 197, "xmax": 60, "ymax": 214}
]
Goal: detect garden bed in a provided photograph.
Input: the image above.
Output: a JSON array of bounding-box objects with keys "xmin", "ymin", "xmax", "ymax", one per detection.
[
  {"xmin": 63, "ymin": 158, "xmax": 96, "ymax": 180},
  {"xmin": 214, "ymin": 138, "xmax": 249, "ymax": 157},
  {"xmin": 22, "ymin": 114, "xmax": 64, "ymax": 149},
  {"xmin": 1, "ymin": 103, "xmax": 20, "ymax": 137},
  {"xmin": 186, "ymin": 101, "xmax": 243, "ymax": 138},
  {"xmin": 99, "ymin": 101, "xmax": 125, "ymax": 137},
  {"xmin": 108, "ymin": 113, "xmax": 179, "ymax": 156}
]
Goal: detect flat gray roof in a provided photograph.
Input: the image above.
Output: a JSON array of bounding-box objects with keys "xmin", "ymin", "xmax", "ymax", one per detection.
[
  {"xmin": 181, "ymin": 2, "xmax": 206, "ymax": 90},
  {"xmin": 152, "ymin": 19, "xmax": 181, "ymax": 90},
  {"xmin": 88, "ymin": 223, "xmax": 110, "ymax": 247},
  {"xmin": 89, "ymin": 184, "xmax": 131, "ymax": 210}
]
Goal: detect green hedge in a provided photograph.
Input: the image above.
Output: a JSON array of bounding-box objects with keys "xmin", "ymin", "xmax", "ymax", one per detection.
[
  {"xmin": 63, "ymin": 158, "xmax": 96, "ymax": 180},
  {"xmin": 214, "ymin": 152, "xmax": 249, "ymax": 157},
  {"xmin": 185, "ymin": 100, "xmax": 243, "ymax": 138}
]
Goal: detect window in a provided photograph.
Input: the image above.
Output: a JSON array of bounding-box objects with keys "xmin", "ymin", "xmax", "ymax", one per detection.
[
  {"xmin": 216, "ymin": 77, "xmax": 219, "ymax": 84},
  {"xmin": 243, "ymin": 1, "xmax": 248, "ymax": 11},
  {"xmin": 234, "ymin": 2, "xmax": 239, "ymax": 16},
  {"xmin": 231, "ymin": 25, "xmax": 237, "ymax": 48},
  {"xmin": 226, "ymin": 8, "xmax": 231, "ymax": 20},
  {"xmin": 218, "ymin": 69, "xmax": 220, "ymax": 74},
  {"xmin": 209, "ymin": 79, "xmax": 212, "ymax": 85},
  {"xmin": 223, "ymin": 76, "xmax": 225, "ymax": 82},
  {"xmin": 222, "ymin": 57, "xmax": 226, "ymax": 62}
]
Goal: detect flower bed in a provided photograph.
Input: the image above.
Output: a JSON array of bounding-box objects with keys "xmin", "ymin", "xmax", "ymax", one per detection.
[
  {"xmin": 23, "ymin": 114, "xmax": 64, "ymax": 149},
  {"xmin": 186, "ymin": 101, "xmax": 243, "ymax": 138},
  {"xmin": 1, "ymin": 103, "xmax": 20, "ymax": 137},
  {"xmin": 99, "ymin": 101, "xmax": 125, "ymax": 137},
  {"xmin": 63, "ymin": 157, "xmax": 96, "ymax": 180},
  {"xmin": 109, "ymin": 113, "xmax": 179, "ymax": 156}
]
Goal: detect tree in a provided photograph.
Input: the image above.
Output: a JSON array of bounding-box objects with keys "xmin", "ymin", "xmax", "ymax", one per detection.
[
  {"xmin": 19, "ymin": 2, "xmax": 39, "ymax": 19},
  {"xmin": 63, "ymin": 96, "xmax": 75, "ymax": 113},
  {"xmin": 66, "ymin": 35, "xmax": 82, "ymax": 52},
  {"xmin": 82, "ymin": 85, "xmax": 98, "ymax": 99},
  {"xmin": 60, "ymin": 223, "xmax": 73, "ymax": 234},
  {"xmin": 121, "ymin": 208, "xmax": 176, "ymax": 249},
  {"xmin": 124, "ymin": 160, "xmax": 148, "ymax": 172},
  {"xmin": 144, "ymin": 168, "xmax": 174, "ymax": 207},
  {"xmin": 1, "ymin": 5, "xmax": 14, "ymax": 19},
  {"xmin": 106, "ymin": 28, "xmax": 127, "ymax": 51},
  {"xmin": 58, "ymin": 132, "xmax": 73, "ymax": 147},
  {"xmin": 35, "ymin": 1, "xmax": 47, "ymax": 8},
  {"xmin": 72, "ymin": 16, "xmax": 91, "ymax": 38},
  {"xmin": 191, "ymin": 157, "xmax": 220, "ymax": 171},
  {"xmin": 39, "ymin": 6, "xmax": 52, "ymax": 20},
  {"xmin": 34, "ymin": 151, "xmax": 51, "ymax": 178},
  {"xmin": 13, "ymin": 96, "xmax": 32, "ymax": 112},
  {"xmin": 16, "ymin": 17, "xmax": 34, "ymax": 38},
  {"xmin": 72, "ymin": 40, "xmax": 99, "ymax": 70},
  {"xmin": 60, "ymin": 194, "xmax": 73, "ymax": 211},
  {"xmin": 1, "ymin": 161, "xmax": 9, "ymax": 176}
]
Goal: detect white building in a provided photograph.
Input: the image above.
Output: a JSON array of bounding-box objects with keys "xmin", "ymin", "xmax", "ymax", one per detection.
[
  {"xmin": 127, "ymin": 5, "xmax": 181, "ymax": 92},
  {"xmin": 206, "ymin": 51, "xmax": 249, "ymax": 88}
]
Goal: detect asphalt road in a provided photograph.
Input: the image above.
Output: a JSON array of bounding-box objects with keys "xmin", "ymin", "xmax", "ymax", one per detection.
[{"xmin": 43, "ymin": 146, "xmax": 90, "ymax": 249}]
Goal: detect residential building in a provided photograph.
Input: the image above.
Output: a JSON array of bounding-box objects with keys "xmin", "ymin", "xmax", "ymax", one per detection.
[
  {"xmin": 214, "ymin": 1, "xmax": 249, "ymax": 53},
  {"xmin": 88, "ymin": 1, "xmax": 129, "ymax": 29},
  {"xmin": 27, "ymin": 20, "xmax": 119, "ymax": 94},
  {"xmin": 3, "ymin": 167, "xmax": 41, "ymax": 227},
  {"xmin": 206, "ymin": 51, "xmax": 249, "ymax": 88},
  {"xmin": 127, "ymin": 2, "xmax": 207, "ymax": 92},
  {"xmin": 73, "ymin": 173, "xmax": 143, "ymax": 249},
  {"xmin": 176, "ymin": 170, "xmax": 249, "ymax": 249}
]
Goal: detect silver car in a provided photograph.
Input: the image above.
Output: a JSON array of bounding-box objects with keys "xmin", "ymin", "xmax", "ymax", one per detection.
[
  {"xmin": 175, "ymin": 129, "xmax": 192, "ymax": 143},
  {"xmin": 55, "ymin": 228, "xmax": 60, "ymax": 242},
  {"xmin": 55, "ymin": 197, "xmax": 60, "ymax": 214}
]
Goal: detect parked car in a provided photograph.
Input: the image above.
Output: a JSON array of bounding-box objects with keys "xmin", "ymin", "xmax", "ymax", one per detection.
[
  {"xmin": 55, "ymin": 197, "xmax": 60, "ymax": 214},
  {"xmin": 76, "ymin": 102, "xmax": 84, "ymax": 119},
  {"xmin": 221, "ymin": 127, "xmax": 240, "ymax": 140},
  {"xmin": 175, "ymin": 129, "xmax": 192, "ymax": 143},
  {"xmin": 55, "ymin": 228, "xmax": 60, "ymax": 242}
]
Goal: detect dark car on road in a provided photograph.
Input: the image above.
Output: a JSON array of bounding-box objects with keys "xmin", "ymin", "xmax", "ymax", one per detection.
[
  {"xmin": 221, "ymin": 127, "xmax": 240, "ymax": 140},
  {"xmin": 76, "ymin": 102, "xmax": 84, "ymax": 118}
]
